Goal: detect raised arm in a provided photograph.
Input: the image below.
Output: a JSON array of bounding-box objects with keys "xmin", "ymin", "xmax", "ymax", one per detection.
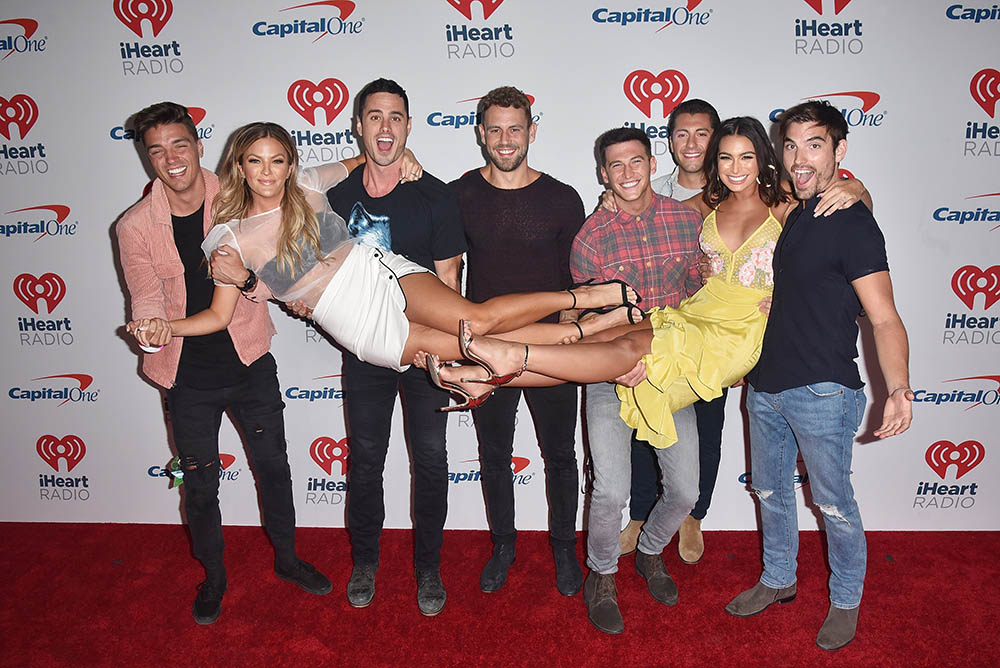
[
  {"xmin": 852, "ymin": 270, "xmax": 913, "ymax": 438},
  {"xmin": 816, "ymin": 177, "xmax": 873, "ymax": 217}
]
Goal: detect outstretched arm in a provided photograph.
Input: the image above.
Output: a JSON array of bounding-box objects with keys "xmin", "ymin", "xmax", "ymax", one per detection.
[
  {"xmin": 128, "ymin": 285, "xmax": 240, "ymax": 346},
  {"xmin": 852, "ymin": 270, "xmax": 913, "ymax": 438}
]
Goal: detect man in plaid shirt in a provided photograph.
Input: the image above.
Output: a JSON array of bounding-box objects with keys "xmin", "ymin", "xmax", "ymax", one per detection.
[{"xmin": 571, "ymin": 127, "xmax": 704, "ymax": 635}]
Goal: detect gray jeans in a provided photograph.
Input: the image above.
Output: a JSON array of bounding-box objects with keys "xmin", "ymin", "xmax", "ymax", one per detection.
[{"xmin": 584, "ymin": 382, "xmax": 699, "ymax": 574}]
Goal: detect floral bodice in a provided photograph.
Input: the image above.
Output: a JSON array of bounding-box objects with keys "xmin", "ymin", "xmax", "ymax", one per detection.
[{"xmin": 699, "ymin": 210, "xmax": 780, "ymax": 291}]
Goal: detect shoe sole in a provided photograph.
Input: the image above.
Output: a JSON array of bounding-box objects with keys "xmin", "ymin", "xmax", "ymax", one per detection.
[
  {"xmin": 587, "ymin": 614, "xmax": 625, "ymax": 635},
  {"xmin": 725, "ymin": 593, "xmax": 797, "ymax": 617},
  {"xmin": 193, "ymin": 607, "xmax": 221, "ymax": 625},
  {"xmin": 276, "ymin": 572, "xmax": 333, "ymax": 596},
  {"xmin": 418, "ymin": 598, "xmax": 446, "ymax": 617},
  {"xmin": 678, "ymin": 551, "xmax": 703, "ymax": 565},
  {"xmin": 348, "ymin": 593, "xmax": 374, "ymax": 609}
]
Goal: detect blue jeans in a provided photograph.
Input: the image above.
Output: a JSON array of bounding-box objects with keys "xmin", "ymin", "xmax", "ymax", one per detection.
[
  {"xmin": 747, "ymin": 382, "xmax": 867, "ymax": 609},
  {"xmin": 584, "ymin": 382, "xmax": 699, "ymax": 575}
]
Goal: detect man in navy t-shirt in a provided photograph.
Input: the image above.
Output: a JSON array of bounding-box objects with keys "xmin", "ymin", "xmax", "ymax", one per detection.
[{"xmin": 726, "ymin": 101, "xmax": 913, "ymax": 651}]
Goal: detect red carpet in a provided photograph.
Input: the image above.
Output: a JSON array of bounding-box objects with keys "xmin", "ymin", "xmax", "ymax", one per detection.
[{"xmin": 1, "ymin": 524, "xmax": 996, "ymax": 667}]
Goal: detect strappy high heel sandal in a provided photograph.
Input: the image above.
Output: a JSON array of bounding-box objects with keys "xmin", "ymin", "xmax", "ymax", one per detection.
[
  {"xmin": 458, "ymin": 319, "xmax": 529, "ymax": 387},
  {"xmin": 567, "ymin": 278, "xmax": 643, "ymax": 308},
  {"xmin": 579, "ymin": 302, "xmax": 645, "ymax": 325},
  {"xmin": 425, "ymin": 354, "xmax": 492, "ymax": 412}
]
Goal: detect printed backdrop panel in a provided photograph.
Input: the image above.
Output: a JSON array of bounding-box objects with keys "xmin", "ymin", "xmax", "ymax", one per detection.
[{"xmin": 0, "ymin": 1, "xmax": 997, "ymax": 532}]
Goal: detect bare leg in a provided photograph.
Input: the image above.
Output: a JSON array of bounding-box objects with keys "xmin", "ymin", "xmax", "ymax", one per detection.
[{"xmin": 398, "ymin": 273, "xmax": 637, "ymax": 338}]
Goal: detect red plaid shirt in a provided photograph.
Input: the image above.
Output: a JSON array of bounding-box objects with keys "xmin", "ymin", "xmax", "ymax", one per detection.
[{"xmin": 570, "ymin": 193, "xmax": 703, "ymax": 309}]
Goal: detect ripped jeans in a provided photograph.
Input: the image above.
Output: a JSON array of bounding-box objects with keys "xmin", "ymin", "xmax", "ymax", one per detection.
[
  {"xmin": 747, "ymin": 382, "xmax": 867, "ymax": 609},
  {"xmin": 165, "ymin": 353, "xmax": 296, "ymax": 583}
]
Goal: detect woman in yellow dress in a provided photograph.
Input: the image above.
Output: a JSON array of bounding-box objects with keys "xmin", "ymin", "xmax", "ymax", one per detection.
[{"xmin": 422, "ymin": 116, "xmax": 869, "ymax": 447}]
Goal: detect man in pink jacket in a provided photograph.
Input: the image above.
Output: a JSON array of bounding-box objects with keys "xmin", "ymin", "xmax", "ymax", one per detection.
[{"xmin": 116, "ymin": 102, "xmax": 330, "ymax": 625}]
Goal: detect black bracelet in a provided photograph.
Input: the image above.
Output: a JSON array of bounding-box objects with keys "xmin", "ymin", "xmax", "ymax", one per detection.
[{"xmin": 239, "ymin": 269, "xmax": 258, "ymax": 293}]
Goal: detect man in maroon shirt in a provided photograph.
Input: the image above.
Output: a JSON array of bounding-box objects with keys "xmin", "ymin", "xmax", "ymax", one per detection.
[
  {"xmin": 450, "ymin": 86, "xmax": 586, "ymax": 596},
  {"xmin": 572, "ymin": 127, "xmax": 704, "ymax": 634}
]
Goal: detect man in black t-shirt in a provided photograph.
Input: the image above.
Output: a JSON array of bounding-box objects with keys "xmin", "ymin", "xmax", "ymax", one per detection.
[
  {"xmin": 449, "ymin": 86, "xmax": 585, "ymax": 597},
  {"xmin": 327, "ymin": 79, "xmax": 467, "ymax": 617},
  {"xmin": 726, "ymin": 101, "xmax": 913, "ymax": 651}
]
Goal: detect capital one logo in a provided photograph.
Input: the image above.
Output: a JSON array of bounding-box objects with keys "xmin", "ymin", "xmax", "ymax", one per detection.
[
  {"xmin": 952, "ymin": 265, "xmax": 1000, "ymax": 310},
  {"xmin": 13, "ymin": 272, "xmax": 66, "ymax": 314},
  {"xmin": 925, "ymin": 440, "xmax": 985, "ymax": 480},
  {"xmin": 310, "ymin": 436, "xmax": 349, "ymax": 475},
  {"xmin": 446, "ymin": 0, "xmax": 505, "ymax": 20},
  {"xmin": 970, "ymin": 68, "xmax": 1000, "ymax": 118},
  {"xmin": 219, "ymin": 453, "xmax": 236, "ymax": 469},
  {"xmin": 287, "ymin": 78, "xmax": 349, "ymax": 126},
  {"xmin": 802, "ymin": 0, "xmax": 854, "ymax": 14},
  {"xmin": 624, "ymin": 69, "xmax": 688, "ymax": 118},
  {"xmin": 283, "ymin": 0, "xmax": 356, "ymax": 18},
  {"xmin": 461, "ymin": 456, "xmax": 530, "ymax": 473},
  {"xmin": 113, "ymin": 0, "xmax": 173, "ymax": 37},
  {"xmin": 0, "ymin": 18, "xmax": 38, "ymax": 61},
  {"xmin": 5, "ymin": 205, "xmax": 72, "ymax": 241},
  {"xmin": 806, "ymin": 90, "xmax": 879, "ymax": 112},
  {"xmin": 0, "ymin": 94, "xmax": 38, "ymax": 140},
  {"xmin": 37, "ymin": 434, "xmax": 86, "ymax": 472}
]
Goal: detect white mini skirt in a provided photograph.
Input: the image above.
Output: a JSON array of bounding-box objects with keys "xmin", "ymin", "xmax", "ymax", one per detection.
[{"xmin": 312, "ymin": 243, "xmax": 430, "ymax": 371}]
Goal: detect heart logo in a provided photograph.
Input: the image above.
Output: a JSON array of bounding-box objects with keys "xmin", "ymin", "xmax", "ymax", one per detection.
[
  {"xmin": 287, "ymin": 78, "xmax": 350, "ymax": 126},
  {"xmin": 37, "ymin": 434, "xmax": 86, "ymax": 473},
  {"xmin": 951, "ymin": 265, "xmax": 1000, "ymax": 310},
  {"xmin": 970, "ymin": 68, "xmax": 1000, "ymax": 118},
  {"xmin": 623, "ymin": 69, "xmax": 689, "ymax": 119},
  {"xmin": 310, "ymin": 436, "xmax": 350, "ymax": 475},
  {"xmin": 446, "ymin": 0, "xmax": 505, "ymax": 20},
  {"xmin": 0, "ymin": 94, "xmax": 39, "ymax": 140},
  {"xmin": 13, "ymin": 272, "xmax": 66, "ymax": 314},
  {"xmin": 113, "ymin": 0, "xmax": 173, "ymax": 38},
  {"xmin": 802, "ymin": 0, "xmax": 854, "ymax": 15},
  {"xmin": 925, "ymin": 440, "xmax": 985, "ymax": 480}
]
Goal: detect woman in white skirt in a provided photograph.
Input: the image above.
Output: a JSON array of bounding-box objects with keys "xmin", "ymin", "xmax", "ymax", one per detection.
[{"xmin": 128, "ymin": 122, "xmax": 636, "ymax": 381}]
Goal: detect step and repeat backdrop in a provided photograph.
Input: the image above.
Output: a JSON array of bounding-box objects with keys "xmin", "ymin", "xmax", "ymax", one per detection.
[{"xmin": 1, "ymin": 1, "xmax": 997, "ymax": 533}]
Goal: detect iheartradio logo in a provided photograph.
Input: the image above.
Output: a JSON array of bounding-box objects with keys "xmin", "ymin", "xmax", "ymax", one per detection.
[
  {"xmin": 446, "ymin": 0, "xmax": 505, "ymax": 20},
  {"xmin": 310, "ymin": 436, "xmax": 349, "ymax": 475},
  {"xmin": 287, "ymin": 78, "xmax": 349, "ymax": 126},
  {"xmin": 952, "ymin": 265, "xmax": 1000, "ymax": 310},
  {"xmin": 925, "ymin": 440, "xmax": 985, "ymax": 480},
  {"xmin": 970, "ymin": 68, "xmax": 1000, "ymax": 118},
  {"xmin": 13, "ymin": 272, "xmax": 66, "ymax": 314},
  {"xmin": 113, "ymin": 0, "xmax": 173, "ymax": 38},
  {"xmin": 624, "ymin": 69, "xmax": 689, "ymax": 119},
  {"xmin": 802, "ymin": 0, "xmax": 854, "ymax": 14},
  {"xmin": 0, "ymin": 94, "xmax": 39, "ymax": 140},
  {"xmin": 37, "ymin": 434, "xmax": 86, "ymax": 473}
]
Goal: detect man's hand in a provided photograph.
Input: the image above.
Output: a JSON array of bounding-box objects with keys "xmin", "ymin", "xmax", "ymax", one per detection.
[
  {"xmin": 127, "ymin": 317, "xmax": 173, "ymax": 346},
  {"xmin": 285, "ymin": 300, "xmax": 314, "ymax": 320},
  {"xmin": 698, "ymin": 254, "xmax": 715, "ymax": 284},
  {"xmin": 209, "ymin": 245, "xmax": 250, "ymax": 286},
  {"xmin": 598, "ymin": 189, "xmax": 617, "ymax": 213},
  {"xmin": 758, "ymin": 295, "xmax": 772, "ymax": 316},
  {"xmin": 873, "ymin": 388, "xmax": 914, "ymax": 438},
  {"xmin": 614, "ymin": 360, "xmax": 647, "ymax": 387}
]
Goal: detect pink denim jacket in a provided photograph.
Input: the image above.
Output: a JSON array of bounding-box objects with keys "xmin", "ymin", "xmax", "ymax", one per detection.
[{"xmin": 116, "ymin": 169, "xmax": 276, "ymax": 388}]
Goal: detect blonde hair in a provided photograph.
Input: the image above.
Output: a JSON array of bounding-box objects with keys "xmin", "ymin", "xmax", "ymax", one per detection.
[{"xmin": 213, "ymin": 122, "xmax": 321, "ymax": 278}]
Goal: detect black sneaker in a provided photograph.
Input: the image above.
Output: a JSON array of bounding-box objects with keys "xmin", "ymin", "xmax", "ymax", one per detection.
[
  {"xmin": 416, "ymin": 570, "xmax": 447, "ymax": 617},
  {"xmin": 347, "ymin": 564, "xmax": 377, "ymax": 608},
  {"xmin": 275, "ymin": 559, "xmax": 332, "ymax": 595},
  {"xmin": 193, "ymin": 580, "xmax": 225, "ymax": 625}
]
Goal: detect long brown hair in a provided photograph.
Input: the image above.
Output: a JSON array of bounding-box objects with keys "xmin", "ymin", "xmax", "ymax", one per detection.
[
  {"xmin": 214, "ymin": 122, "xmax": 320, "ymax": 277},
  {"xmin": 702, "ymin": 116, "xmax": 787, "ymax": 209}
]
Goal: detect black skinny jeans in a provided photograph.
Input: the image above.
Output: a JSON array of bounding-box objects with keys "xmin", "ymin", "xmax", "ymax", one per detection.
[
  {"xmin": 473, "ymin": 384, "xmax": 580, "ymax": 549},
  {"xmin": 166, "ymin": 353, "xmax": 296, "ymax": 583},
  {"xmin": 342, "ymin": 353, "xmax": 450, "ymax": 573}
]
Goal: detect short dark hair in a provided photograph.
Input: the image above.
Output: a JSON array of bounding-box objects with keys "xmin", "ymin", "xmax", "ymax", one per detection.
[
  {"xmin": 667, "ymin": 99, "xmax": 720, "ymax": 138},
  {"xmin": 702, "ymin": 116, "xmax": 787, "ymax": 209},
  {"xmin": 356, "ymin": 78, "xmax": 409, "ymax": 117},
  {"xmin": 477, "ymin": 85, "xmax": 532, "ymax": 124},
  {"xmin": 596, "ymin": 127, "xmax": 651, "ymax": 165},
  {"xmin": 778, "ymin": 100, "xmax": 848, "ymax": 147},
  {"xmin": 132, "ymin": 101, "xmax": 198, "ymax": 146}
]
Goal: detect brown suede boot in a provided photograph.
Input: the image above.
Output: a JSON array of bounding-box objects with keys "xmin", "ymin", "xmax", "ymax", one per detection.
[
  {"xmin": 677, "ymin": 515, "xmax": 704, "ymax": 564},
  {"xmin": 816, "ymin": 605, "xmax": 859, "ymax": 651},
  {"xmin": 725, "ymin": 581, "xmax": 797, "ymax": 617},
  {"xmin": 619, "ymin": 519, "xmax": 643, "ymax": 557},
  {"xmin": 583, "ymin": 572, "xmax": 624, "ymax": 635}
]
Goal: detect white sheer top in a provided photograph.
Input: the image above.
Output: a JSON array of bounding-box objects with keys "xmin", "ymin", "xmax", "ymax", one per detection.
[{"xmin": 202, "ymin": 163, "xmax": 355, "ymax": 308}]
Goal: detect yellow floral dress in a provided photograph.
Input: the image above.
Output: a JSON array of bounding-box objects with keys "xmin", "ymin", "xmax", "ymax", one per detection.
[{"xmin": 617, "ymin": 210, "xmax": 781, "ymax": 448}]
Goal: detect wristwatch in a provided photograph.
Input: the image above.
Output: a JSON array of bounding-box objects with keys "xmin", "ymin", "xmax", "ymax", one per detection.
[{"xmin": 239, "ymin": 269, "xmax": 258, "ymax": 293}]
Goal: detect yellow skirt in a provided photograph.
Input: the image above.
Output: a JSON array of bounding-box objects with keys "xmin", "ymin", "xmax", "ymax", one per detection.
[{"xmin": 617, "ymin": 276, "xmax": 770, "ymax": 449}]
